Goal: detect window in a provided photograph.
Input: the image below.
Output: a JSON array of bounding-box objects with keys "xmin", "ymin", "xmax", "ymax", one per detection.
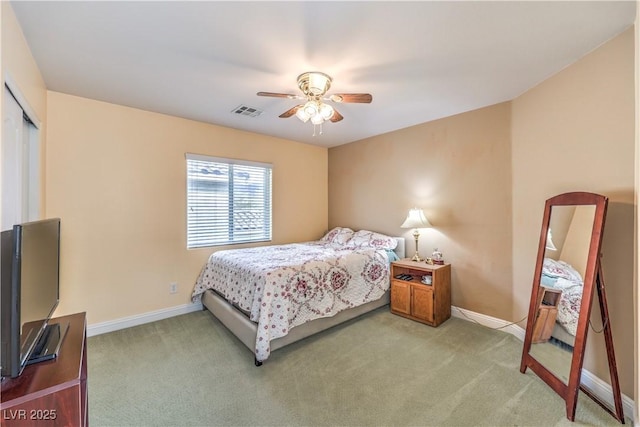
[{"xmin": 186, "ymin": 153, "xmax": 272, "ymax": 248}]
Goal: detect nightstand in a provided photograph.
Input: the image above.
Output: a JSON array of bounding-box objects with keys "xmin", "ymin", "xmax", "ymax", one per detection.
[
  {"xmin": 390, "ymin": 259, "xmax": 451, "ymax": 326},
  {"xmin": 531, "ymin": 286, "xmax": 562, "ymax": 343}
]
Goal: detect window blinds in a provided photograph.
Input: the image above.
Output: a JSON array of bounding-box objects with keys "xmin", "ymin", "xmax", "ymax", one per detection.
[{"xmin": 186, "ymin": 154, "xmax": 272, "ymax": 248}]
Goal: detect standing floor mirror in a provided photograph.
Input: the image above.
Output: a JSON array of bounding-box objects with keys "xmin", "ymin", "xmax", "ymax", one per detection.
[{"xmin": 519, "ymin": 192, "xmax": 624, "ymax": 423}]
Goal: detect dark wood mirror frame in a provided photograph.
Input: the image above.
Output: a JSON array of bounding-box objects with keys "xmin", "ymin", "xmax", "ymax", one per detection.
[{"xmin": 519, "ymin": 192, "xmax": 624, "ymax": 423}]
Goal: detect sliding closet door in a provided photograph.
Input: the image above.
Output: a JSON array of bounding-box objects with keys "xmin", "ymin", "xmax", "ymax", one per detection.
[
  {"xmin": 2, "ymin": 85, "xmax": 40, "ymax": 230},
  {"xmin": 2, "ymin": 86, "xmax": 25, "ymax": 230}
]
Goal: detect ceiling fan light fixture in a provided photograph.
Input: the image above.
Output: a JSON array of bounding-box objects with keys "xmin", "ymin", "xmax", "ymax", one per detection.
[
  {"xmin": 298, "ymin": 72, "xmax": 332, "ymax": 97},
  {"xmin": 310, "ymin": 114, "xmax": 324, "ymax": 125},
  {"xmin": 319, "ymin": 103, "xmax": 334, "ymax": 120},
  {"xmin": 295, "ymin": 107, "xmax": 310, "ymax": 122},
  {"xmin": 303, "ymin": 100, "xmax": 318, "ymax": 117},
  {"xmin": 259, "ymin": 71, "xmax": 370, "ymax": 134}
]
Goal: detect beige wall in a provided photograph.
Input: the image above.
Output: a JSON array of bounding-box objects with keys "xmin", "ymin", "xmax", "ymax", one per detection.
[
  {"xmin": 512, "ymin": 28, "xmax": 635, "ymax": 397},
  {"xmin": 329, "ymin": 102, "xmax": 514, "ymax": 320},
  {"xmin": 329, "ymin": 27, "xmax": 634, "ymax": 400},
  {"xmin": 1, "ymin": 2, "xmax": 48, "ymax": 219},
  {"xmin": 46, "ymin": 91, "xmax": 328, "ymax": 324}
]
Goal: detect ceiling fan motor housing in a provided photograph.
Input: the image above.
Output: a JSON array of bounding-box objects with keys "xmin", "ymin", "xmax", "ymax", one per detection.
[{"xmin": 298, "ymin": 71, "xmax": 332, "ymax": 97}]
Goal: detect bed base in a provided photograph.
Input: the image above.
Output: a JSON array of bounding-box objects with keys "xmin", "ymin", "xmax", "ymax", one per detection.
[
  {"xmin": 202, "ymin": 288, "xmax": 390, "ymax": 365},
  {"xmin": 551, "ymin": 322, "xmax": 575, "ymax": 348}
]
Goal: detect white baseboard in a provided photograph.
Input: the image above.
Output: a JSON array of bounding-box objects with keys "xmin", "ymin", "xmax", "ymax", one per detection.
[
  {"xmin": 451, "ymin": 305, "xmax": 635, "ymax": 422},
  {"xmin": 451, "ymin": 305, "xmax": 526, "ymax": 340},
  {"xmin": 87, "ymin": 302, "xmax": 203, "ymax": 337}
]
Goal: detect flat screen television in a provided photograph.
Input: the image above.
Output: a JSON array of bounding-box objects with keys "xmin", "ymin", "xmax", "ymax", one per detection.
[{"xmin": 1, "ymin": 218, "xmax": 67, "ymax": 379}]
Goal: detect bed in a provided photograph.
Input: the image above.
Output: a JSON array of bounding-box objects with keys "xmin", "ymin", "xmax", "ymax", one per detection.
[
  {"xmin": 540, "ymin": 257, "xmax": 584, "ymax": 348},
  {"xmin": 191, "ymin": 228, "xmax": 405, "ymax": 365}
]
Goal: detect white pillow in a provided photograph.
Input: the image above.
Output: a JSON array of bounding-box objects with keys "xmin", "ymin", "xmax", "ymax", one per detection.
[
  {"xmin": 542, "ymin": 258, "xmax": 583, "ymax": 284},
  {"xmin": 348, "ymin": 230, "xmax": 397, "ymax": 250},
  {"xmin": 320, "ymin": 227, "xmax": 355, "ymax": 245}
]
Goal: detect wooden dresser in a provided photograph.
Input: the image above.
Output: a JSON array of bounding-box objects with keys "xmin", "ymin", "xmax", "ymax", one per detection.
[{"xmin": 1, "ymin": 312, "xmax": 88, "ymax": 427}]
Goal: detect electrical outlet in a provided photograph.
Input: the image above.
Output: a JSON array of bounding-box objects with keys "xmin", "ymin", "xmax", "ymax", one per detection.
[{"xmin": 169, "ymin": 282, "xmax": 178, "ymax": 294}]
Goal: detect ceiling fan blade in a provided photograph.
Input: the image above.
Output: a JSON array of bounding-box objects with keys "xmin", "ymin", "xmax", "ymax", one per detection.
[
  {"xmin": 279, "ymin": 105, "xmax": 302, "ymax": 118},
  {"xmin": 257, "ymin": 91, "xmax": 299, "ymax": 99},
  {"xmin": 329, "ymin": 93, "xmax": 373, "ymax": 103},
  {"xmin": 330, "ymin": 109, "xmax": 344, "ymax": 123}
]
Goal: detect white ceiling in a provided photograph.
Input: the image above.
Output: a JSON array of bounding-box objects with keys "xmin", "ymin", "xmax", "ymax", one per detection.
[{"xmin": 11, "ymin": 1, "xmax": 635, "ymax": 148}]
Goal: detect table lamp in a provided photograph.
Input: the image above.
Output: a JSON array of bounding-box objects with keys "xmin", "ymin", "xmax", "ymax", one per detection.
[{"xmin": 401, "ymin": 208, "xmax": 431, "ymax": 262}]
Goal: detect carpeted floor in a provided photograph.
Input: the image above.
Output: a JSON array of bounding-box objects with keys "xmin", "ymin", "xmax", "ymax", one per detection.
[{"xmin": 87, "ymin": 307, "xmax": 629, "ymax": 426}]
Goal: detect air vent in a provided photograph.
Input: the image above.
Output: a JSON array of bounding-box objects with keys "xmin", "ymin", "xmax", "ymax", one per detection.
[{"xmin": 232, "ymin": 105, "xmax": 263, "ymax": 118}]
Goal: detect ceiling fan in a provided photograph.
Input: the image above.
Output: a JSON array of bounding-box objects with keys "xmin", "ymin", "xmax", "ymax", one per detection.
[{"xmin": 257, "ymin": 71, "xmax": 372, "ymax": 135}]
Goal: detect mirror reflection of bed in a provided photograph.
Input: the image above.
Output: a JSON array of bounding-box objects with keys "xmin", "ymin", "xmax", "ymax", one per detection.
[{"xmin": 529, "ymin": 205, "xmax": 595, "ymax": 384}]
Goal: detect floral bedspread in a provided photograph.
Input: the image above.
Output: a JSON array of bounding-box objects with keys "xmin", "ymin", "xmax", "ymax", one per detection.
[
  {"xmin": 541, "ymin": 258, "xmax": 584, "ymax": 336},
  {"xmin": 552, "ymin": 279, "xmax": 583, "ymax": 336},
  {"xmin": 191, "ymin": 241, "xmax": 390, "ymax": 362}
]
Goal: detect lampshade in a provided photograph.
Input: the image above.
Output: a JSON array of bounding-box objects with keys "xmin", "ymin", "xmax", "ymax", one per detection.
[
  {"xmin": 545, "ymin": 229, "xmax": 557, "ymax": 251},
  {"xmin": 296, "ymin": 99, "xmax": 335, "ymax": 131},
  {"xmin": 401, "ymin": 208, "xmax": 431, "ymax": 229},
  {"xmin": 310, "ymin": 114, "xmax": 324, "ymax": 125},
  {"xmin": 295, "ymin": 108, "xmax": 310, "ymax": 122},
  {"xmin": 319, "ymin": 103, "xmax": 334, "ymax": 120},
  {"xmin": 303, "ymin": 101, "xmax": 318, "ymax": 116}
]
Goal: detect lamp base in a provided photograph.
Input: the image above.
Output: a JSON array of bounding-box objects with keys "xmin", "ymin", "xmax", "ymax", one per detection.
[{"xmin": 411, "ymin": 229, "xmax": 422, "ymax": 262}]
